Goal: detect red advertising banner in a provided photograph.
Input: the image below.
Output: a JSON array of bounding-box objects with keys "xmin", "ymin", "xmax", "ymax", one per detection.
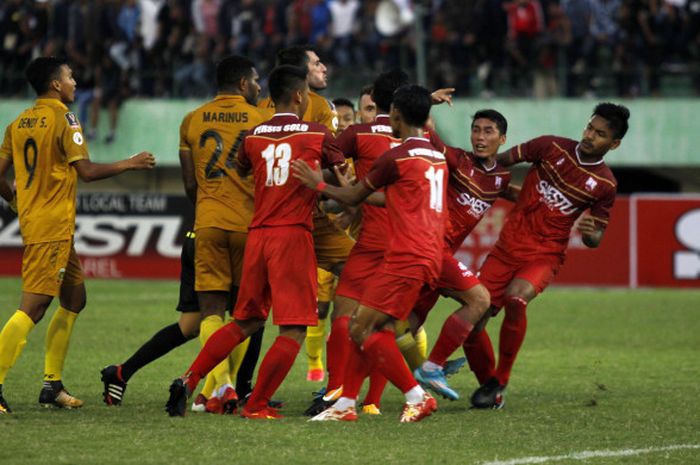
[
  {"xmin": 632, "ymin": 194, "xmax": 700, "ymax": 288},
  {"xmin": 0, "ymin": 193, "xmax": 193, "ymax": 279},
  {"xmin": 1, "ymin": 193, "xmax": 698, "ymax": 287}
]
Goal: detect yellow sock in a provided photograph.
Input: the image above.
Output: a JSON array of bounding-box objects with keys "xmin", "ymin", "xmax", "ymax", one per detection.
[
  {"xmin": 228, "ymin": 336, "xmax": 250, "ymax": 381},
  {"xmin": 200, "ymin": 373, "xmax": 216, "ymax": 399},
  {"xmin": 306, "ymin": 317, "xmax": 326, "ymax": 371},
  {"xmin": 415, "ymin": 326, "xmax": 428, "ymax": 359},
  {"xmin": 0, "ymin": 310, "xmax": 36, "ymax": 384},
  {"xmin": 199, "ymin": 315, "xmax": 231, "ymax": 389},
  {"xmin": 44, "ymin": 307, "xmax": 78, "ymax": 382},
  {"xmin": 396, "ymin": 331, "xmax": 425, "ymax": 370}
]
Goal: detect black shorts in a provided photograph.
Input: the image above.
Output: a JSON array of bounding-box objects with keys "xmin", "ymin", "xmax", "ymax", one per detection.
[
  {"xmin": 176, "ymin": 231, "xmax": 238, "ymax": 313},
  {"xmin": 176, "ymin": 231, "xmax": 199, "ymax": 313}
]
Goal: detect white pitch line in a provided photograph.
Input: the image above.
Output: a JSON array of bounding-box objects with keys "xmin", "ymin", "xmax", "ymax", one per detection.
[{"xmin": 481, "ymin": 444, "xmax": 700, "ymax": 465}]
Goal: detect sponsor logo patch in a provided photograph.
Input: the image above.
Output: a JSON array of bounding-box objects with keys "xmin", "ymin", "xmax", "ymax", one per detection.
[
  {"xmin": 585, "ymin": 176, "xmax": 598, "ymax": 192},
  {"xmin": 73, "ymin": 131, "xmax": 84, "ymax": 145},
  {"xmin": 65, "ymin": 112, "xmax": 80, "ymax": 128}
]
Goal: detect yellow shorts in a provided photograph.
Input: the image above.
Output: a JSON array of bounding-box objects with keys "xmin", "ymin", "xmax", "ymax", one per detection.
[
  {"xmin": 22, "ymin": 240, "xmax": 84, "ymax": 296},
  {"xmin": 194, "ymin": 227, "xmax": 247, "ymax": 292},
  {"xmin": 317, "ymin": 268, "xmax": 337, "ymax": 302},
  {"xmin": 313, "ymin": 214, "xmax": 355, "ymax": 274}
]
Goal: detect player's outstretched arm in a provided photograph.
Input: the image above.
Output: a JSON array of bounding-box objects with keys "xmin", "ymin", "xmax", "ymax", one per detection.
[
  {"xmin": 431, "ymin": 88, "xmax": 455, "ymax": 106},
  {"xmin": 496, "ymin": 149, "xmax": 518, "ymax": 167},
  {"xmin": 332, "ymin": 165, "xmax": 385, "ymax": 207},
  {"xmin": 72, "ymin": 152, "xmax": 156, "ymax": 182},
  {"xmin": 577, "ymin": 215, "xmax": 605, "ymax": 248},
  {"xmin": 500, "ymin": 183, "xmax": 521, "ymax": 203},
  {"xmin": 0, "ymin": 158, "xmax": 14, "ymax": 205},
  {"xmin": 178, "ymin": 149, "xmax": 196, "ymax": 205},
  {"xmin": 292, "ymin": 159, "xmax": 372, "ymax": 206}
]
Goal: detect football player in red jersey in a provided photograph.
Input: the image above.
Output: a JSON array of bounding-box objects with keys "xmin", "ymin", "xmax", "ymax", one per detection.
[
  {"xmin": 410, "ymin": 110, "xmax": 520, "ymax": 400},
  {"xmin": 467, "ymin": 102, "xmax": 630, "ymax": 409},
  {"xmin": 300, "ymin": 70, "xmax": 450, "ymax": 417},
  {"xmin": 165, "ymin": 65, "xmax": 346, "ymax": 419},
  {"xmin": 293, "ymin": 85, "xmax": 446, "ymax": 423}
]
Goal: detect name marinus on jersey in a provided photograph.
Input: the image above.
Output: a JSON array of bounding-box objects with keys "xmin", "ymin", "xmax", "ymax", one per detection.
[
  {"xmin": 536, "ymin": 180, "xmax": 578, "ymax": 215},
  {"xmin": 253, "ymin": 123, "xmax": 309, "ymax": 135}
]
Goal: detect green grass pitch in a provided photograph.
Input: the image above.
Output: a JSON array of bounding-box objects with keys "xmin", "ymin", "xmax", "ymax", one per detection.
[{"xmin": 0, "ymin": 277, "xmax": 698, "ymax": 465}]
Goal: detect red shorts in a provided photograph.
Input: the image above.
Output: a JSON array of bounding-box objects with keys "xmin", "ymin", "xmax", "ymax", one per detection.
[
  {"xmin": 478, "ymin": 250, "xmax": 560, "ymax": 310},
  {"xmin": 234, "ymin": 226, "xmax": 318, "ymax": 326},
  {"xmin": 360, "ymin": 271, "xmax": 426, "ymax": 321},
  {"xmin": 335, "ymin": 243, "xmax": 384, "ymax": 301},
  {"xmin": 412, "ymin": 254, "xmax": 481, "ymax": 326}
]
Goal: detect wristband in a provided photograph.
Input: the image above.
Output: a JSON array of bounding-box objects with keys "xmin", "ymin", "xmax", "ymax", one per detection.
[{"xmin": 316, "ymin": 181, "xmax": 328, "ymax": 192}]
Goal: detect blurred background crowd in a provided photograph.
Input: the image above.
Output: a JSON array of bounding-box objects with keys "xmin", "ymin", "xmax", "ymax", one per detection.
[{"xmin": 1, "ymin": 0, "xmax": 699, "ymax": 102}]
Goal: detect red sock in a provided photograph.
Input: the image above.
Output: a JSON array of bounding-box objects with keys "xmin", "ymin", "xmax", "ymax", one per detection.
[
  {"xmin": 185, "ymin": 322, "xmax": 246, "ymax": 392},
  {"xmin": 495, "ymin": 296, "xmax": 528, "ymax": 385},
  {"xmin": 361, "ymin": 370, "xmax": 388, "ymax": 407},
  {"xmin": 362, "ymin": 329, "xmax": 417, "ymax": 394},
  {"xmin": 326, "ymin": 316, "xmax": 350, "ymax": 391},
  {"xmin": 463, "ymin": 329, "xmax": 496, "ymax": 384},
  {"xmin": 428, "ymin": 313, "xmax": 474, "ymax": 366},
  {"xmin": 246, "ymin": 336, "xmax": 301, "ymax": 411},
  {"xmin": 340, "ymin": 339, "xmax": 372, "ymax": 400}
]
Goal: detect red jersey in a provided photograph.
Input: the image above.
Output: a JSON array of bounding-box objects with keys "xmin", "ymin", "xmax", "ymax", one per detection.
[
  {"xmin": 444, "ymin": 147, "xmax": 511, "ymax": 254},
  {"xmin": 363, "ymin": 137, "xmax": 447, "ymax": 282},
  {"xmin": 237, "ymin": 113, "xmax": 345, "ymax": 230},
  {"xmin": 336, "ymin": 115, "xmax": 445, "ymax": 250},
  {"xmin": 495, "ymin": 135, "xmax": 617, "ymax": 261}
]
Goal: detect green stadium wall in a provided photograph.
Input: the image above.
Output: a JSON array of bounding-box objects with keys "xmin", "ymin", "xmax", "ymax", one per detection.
[{"xmin": 2, "ymin": 98, "xmax": 698, "ymax": 166}]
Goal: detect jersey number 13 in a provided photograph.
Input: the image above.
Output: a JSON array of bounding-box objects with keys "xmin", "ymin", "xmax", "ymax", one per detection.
[{"xmin": 261, "ymin": 143, "xmax": 292, "ymax": 186}]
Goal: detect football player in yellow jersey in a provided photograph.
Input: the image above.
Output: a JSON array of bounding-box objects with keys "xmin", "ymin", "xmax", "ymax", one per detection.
[
  {"xmin": 173, "ymin": 55, "xmax": 266, "ymax": 414},
  {"xmin": 0, "ymin": 57, "xmax": 155, "ymax": 414},
  {"xmin": 258, "ymin": 45, "xmax": 339, "ymax": 133},
  {"xmin": 99, "ymin": 56, "xmax": 264, "ymax": 413}
]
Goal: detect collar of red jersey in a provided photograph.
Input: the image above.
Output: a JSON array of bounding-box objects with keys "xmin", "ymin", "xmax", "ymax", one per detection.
[
  {"xmin": 375, "ymin": 114, "xmax": 390, "ymax": 121},
  {"xmin": 404, "ymin": 136, "xmax": 430, "ymax": 143},
  {"xmin": 272, "ymin": 113, "xmax": 300, "ymax": 119},
  {"xmin": 575, "ymin": 144, "xmax": 604, "ymax": 166}
]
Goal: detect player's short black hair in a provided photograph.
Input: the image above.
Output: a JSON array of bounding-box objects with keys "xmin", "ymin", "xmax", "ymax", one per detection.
[
  {"xmin": 216, "ymin": 55, "xmax": 255, "ymax": 91},
  {"xmin": 25, "ymin": 56, "xmax": 68, "ymax": 95},
  {"xmin": 392, "ymin": 85, "xmax": 432, "ymax": 128},
  {"xmin": 472, "ymin": 109, "xmax": 508, "ymax": 135},
  {"xmin": 268, "ymin": 65, "xmax": 308, "ymax": 105},
  {"xmin": 372, "ymin": 69, "xmax": 409, "ymax": 113},
  {"xmin": 333, "ymin": 98, "xmax": 354, "ymax": 111},
  {"xmin": 276, "ymin": 45, "xmax": 315, "ymax": 68},
  {"xmin": 360, "ymin": 85, "xmax": 373, "ymax": 99},
  {"xmin": 592, "ymin": 102, "xmax": 630, "ymax": 139}
]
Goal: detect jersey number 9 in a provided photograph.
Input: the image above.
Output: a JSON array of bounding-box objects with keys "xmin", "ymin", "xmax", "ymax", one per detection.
[{"xmin": 23, "ymin": 137, "xmax": 38, "ymax": 189}]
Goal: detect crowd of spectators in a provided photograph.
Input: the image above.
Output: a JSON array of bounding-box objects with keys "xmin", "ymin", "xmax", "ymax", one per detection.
[{"xmin": 1, "ymin": 0, "xmax": 699, "ymax": 102}]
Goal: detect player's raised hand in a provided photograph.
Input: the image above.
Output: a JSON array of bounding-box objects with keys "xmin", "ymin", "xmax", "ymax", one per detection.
[
  {"xmin": 576, "ymin": 215, "xmax": 598, "ymax": 235},
  {"xmin": 431, "ymin": 88, "xmax": 455, "ymax": 106},
  {"xmin": 291, "ymin": 159, "xmax": 323, "ymax": 189},
  {"xmin": 129, "ymin": 151, "xmax": 156, "ymax": 170},
  {"xmin": 333, "ymin": 164, "xmax": 355, "ymax": 187}
]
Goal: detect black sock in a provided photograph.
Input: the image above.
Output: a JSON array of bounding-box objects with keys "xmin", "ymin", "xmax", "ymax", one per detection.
[
  {"xmin": 121, "ymin": 323, "xmax": 189, "ymax": 381},
  {"xmin": 236, "ymin": 325, "xmax": 264, "ymax": 398}
]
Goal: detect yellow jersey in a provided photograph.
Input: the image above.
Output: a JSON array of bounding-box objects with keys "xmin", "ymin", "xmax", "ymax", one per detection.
[
  {"xmin": 0, "ymin": 98, "xmax": 88, "ymax": 245},
  {"xmin": 179, "ymin": 94, "xmax": 265, "ymax": 232},
  {"xmin": 257, "ymin": 91, "xmax": 338, "ymax": 134}
]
